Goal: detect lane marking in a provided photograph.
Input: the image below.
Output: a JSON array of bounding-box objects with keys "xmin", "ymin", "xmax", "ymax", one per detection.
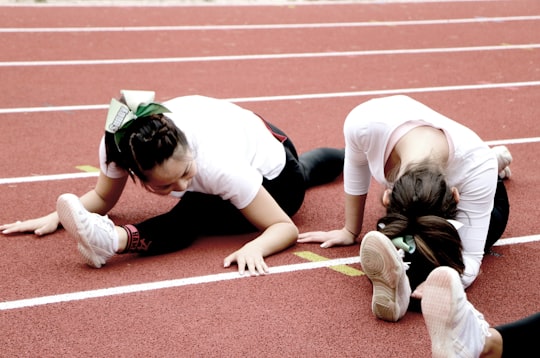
[
  {"xmin": 1, "ymin": 137, "xmax": 538, "ymax": 185},
  {"xmin": 0, "ymin": 256, "xmax": 362, "ymax": 311},
  {"xmin": 2, "ymin": 43, "xmax": 539, "ymax": 67},
  {"xmin": 1, "ymin": 80, "xmax": 540, "ymax": 115},
  {"xmin": 493, "ymin": 234, "xmax": 540, "ymax": 246},
  {"xmin": 1, "ymin": 16, "xmax": 539, "ymax": 33},
  {"xmin": 75, "ymin": 165, "xmax": 99, "ymax": 173},
  {"xmin": 294, "ymin": 251, "xmax": 364, "ymax": 276},
  {"xmin": 0, "ymin": 172, "xmax": 99, "ymax": 184},
  {"xmin": 0, "ymin": 235, "xmax": 537, "ymax": 311}
]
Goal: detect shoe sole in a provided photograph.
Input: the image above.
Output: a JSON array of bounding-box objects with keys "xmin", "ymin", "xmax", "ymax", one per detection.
[
  {"xmin": 360, "ymin": 231, "xmax": 404, "ymax": 322},
  {"xmin": 422, "ymin": 267, "xmax": 463, "ymax": 358},
  {"xmin": 57, "ymin": 194, "xmax": 103, "ymax": 268}
]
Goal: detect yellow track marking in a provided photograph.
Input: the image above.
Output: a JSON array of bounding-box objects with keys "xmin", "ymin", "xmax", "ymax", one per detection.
[{"xmin": 294, "ymin": 251, "xmax": 364, "ymax": 276}]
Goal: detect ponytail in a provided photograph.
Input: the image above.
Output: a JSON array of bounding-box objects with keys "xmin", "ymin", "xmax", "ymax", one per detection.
[{"xmin": 378, "ymin": 162, "xmax": 465, "ymax": 275}]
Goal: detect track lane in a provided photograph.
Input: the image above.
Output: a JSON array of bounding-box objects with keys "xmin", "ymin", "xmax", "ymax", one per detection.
[{"xmin": 1, "ymin": 1, "xmax": 539, "ymax": 357}]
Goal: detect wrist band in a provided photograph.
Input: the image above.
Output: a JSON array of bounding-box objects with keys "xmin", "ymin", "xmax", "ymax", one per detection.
[{"xmin": 345, "ymin": 228, "xmax": 359, "ymax": 237}]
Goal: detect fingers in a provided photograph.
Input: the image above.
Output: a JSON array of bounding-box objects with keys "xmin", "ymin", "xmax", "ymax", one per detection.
[
  {"xmin": 223, "ymin": 254, "xmax": 269, "ymax": 276},
  {"xmin": 1, "ymin": 219, "xmax": 55, "ymax": 237},
  {"xmin": 1, "ymin": 221, "xmax": 23, "ymax": 234},
  {"xmin": 297, "ymin": 231, "xmax": 326, "ymax": 244},
  {"xmin": 320, "ymin": 239, "xmax": 339, "ymax": 249}
]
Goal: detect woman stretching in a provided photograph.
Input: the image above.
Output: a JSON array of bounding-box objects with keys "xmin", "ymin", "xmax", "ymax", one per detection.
[
  {"xmin": 1, "ymin": 90, "xmax": 344, "ymax": 276},
  {"xmin": 299, "ymin": 95, "xmax": 511, "ymax": 321}
]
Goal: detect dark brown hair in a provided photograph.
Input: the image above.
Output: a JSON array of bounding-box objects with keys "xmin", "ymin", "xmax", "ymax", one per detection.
[
  {"xmin": 377, "ymin": 162, "xmax": 465, "ymax": 275},
  {"xmin": 105, "ymin": 113, "xmax": 189, "ymax": 182}
]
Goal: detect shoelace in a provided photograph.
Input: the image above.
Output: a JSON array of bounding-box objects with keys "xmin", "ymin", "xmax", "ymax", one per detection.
[
  {"xmin": 91, "ymin": 213, "xmax": 115, "ymax": 234},
  {"xmin": 397, "ymin": 249, "xmax": 411, "ymax": 271}
]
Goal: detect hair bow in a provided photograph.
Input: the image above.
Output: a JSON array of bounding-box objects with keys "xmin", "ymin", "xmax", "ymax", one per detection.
[{"xmin": 104, "ymin": 90, "xmax": 170, "ymax": 151}]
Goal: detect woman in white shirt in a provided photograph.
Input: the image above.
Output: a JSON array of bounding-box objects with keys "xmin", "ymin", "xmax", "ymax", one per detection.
[
  {"xmin": 1, "ymin": 90, "xmax": 344, "ymax": 276},
  {"xmin": 299, "ymin": 95, "xmax": 511, "ymax": 321}
]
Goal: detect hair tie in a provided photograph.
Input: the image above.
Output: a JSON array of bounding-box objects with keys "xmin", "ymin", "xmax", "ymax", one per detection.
[
  {"xmin": 391, "ymin": 235, "xmax": 416, "ymax": 254},
  {"xmin": 104, "ymin": 90, "xmax": 170, "ymax": 151}
]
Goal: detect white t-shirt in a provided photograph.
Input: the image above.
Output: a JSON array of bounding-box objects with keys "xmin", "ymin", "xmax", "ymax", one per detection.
[
  {"xmin": 99, "ymin": 95, "xmax": 286, "ymax": 209},
  {"xmin": 343, "ymin": 95, "xmax": 498, "ymax": 287}
]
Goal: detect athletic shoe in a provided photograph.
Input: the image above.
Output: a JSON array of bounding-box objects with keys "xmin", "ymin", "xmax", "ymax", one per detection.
[
  {"xmin": 360, "ymin": 231, "xmax": 411, "ymax": 322},
  {"xmin": 57, "ymin": 193, "xmax": 118, "ymax": 268},
  {"xmin": 498, "ymin": 166, "xmax": 511, "ymax": 180},
  {"xmin": 492, "ymin": 145, "xmax": 512, "ymax": 179},
  {"xmin": 422, "ymin": 266, "xmax": 491, "ymax": 358}
]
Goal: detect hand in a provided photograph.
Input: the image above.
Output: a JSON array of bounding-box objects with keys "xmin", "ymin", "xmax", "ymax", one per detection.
[
  {"xmin": 0, "ymin": 213, "xmax": 59, "ymax": 237},
  {"xmin": 298, "ymin": 228, "xmax": 357, "ymax": 248},
  {"xmin": 223, "ymin": 243, "xmax": 269, "ymax": 276}
]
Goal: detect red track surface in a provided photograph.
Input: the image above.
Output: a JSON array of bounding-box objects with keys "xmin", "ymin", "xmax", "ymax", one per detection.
[{"xmin": 1, "ymin": 1, "xmax": 539, "ymax": 357}]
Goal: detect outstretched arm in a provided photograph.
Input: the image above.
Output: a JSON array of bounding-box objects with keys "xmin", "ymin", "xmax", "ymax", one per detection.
[
  {"xmin": 298, "ymin": 193, "xmax": 367, "ymax": 247},
  {"xmin": 1, "ymin": 171, "xmax": 128, "ymax": 237},
  {"xmin": 223, "ymin": 186, "xmax": 298, "ymax": 276}
]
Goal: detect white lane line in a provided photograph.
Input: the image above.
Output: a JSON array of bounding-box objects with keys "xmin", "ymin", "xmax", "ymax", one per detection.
[
  {"xmin": 494, "ymin": 235, "xmax": 540, "ymax": 246},
  {"xmin": 0, "ymin": 256, "xmax": 361, "ymax": 311},
  {"xmin": 1, "ymin": 15, "xmax": 539, "ymax": 33},
  {"xmin": 0, "ymin": 172, "xmax": 99, "ymax": 184},
  {"xmin": 2, "ymin": 134, "xmax": 539, "ymax": 185},
  {"xmin": 1, "ymin": 80, "xmax": 540, "ymax": 115},
  {"xmin": 2, "ymin": 44, "xmax": 539, "ymax": 67},
  {"xmin": 0, "ymin": 234, "xmax": 537, "ymax": 311}
]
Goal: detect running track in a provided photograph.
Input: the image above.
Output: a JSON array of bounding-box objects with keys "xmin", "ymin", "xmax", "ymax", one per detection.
[{"xmin": 1, "ymin": 1, "xmax": 539, "ymax": 357}]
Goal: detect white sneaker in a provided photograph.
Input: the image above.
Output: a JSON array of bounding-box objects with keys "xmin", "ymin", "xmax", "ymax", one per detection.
[
  {"xmin": 492, "ymin": 145, "xmax": 512, "ymax": 179},
  {"xmin": 57, "ymin": 193, "xmax": 118, "ymax": 268},
  {"xmin": 360, "ymin": 231, "xmax": 411, "ymax": 322},
  {"xmin": 422, "ymin": 267, "xmax": 490, "ymax": 358}
]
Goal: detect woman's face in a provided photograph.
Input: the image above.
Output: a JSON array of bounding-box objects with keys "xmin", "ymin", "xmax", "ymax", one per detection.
[{"xmin": 143, "ymin": 153, "xmax": 197, "ymax": 195}]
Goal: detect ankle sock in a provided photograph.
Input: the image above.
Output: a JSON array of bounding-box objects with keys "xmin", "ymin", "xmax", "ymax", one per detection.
[{"xmin": 120, "ymin": 224, "xmax": 151, "ymax": 253}]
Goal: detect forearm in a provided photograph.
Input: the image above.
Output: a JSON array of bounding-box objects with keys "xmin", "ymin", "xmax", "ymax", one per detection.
[
  {"xmin": 247, "ymin": 222, "xmax": 299, "ymax": 257},
  {"xmin": 79, "ymin": 190, "xmax": 115, "ymax": 215},
  {"xmin": 77, "ymin": 172, "xmax": 127, "ymax": 215},
  {"xmin": 344, "ymin": 193, "xmax": 367, "ymax": 241}
]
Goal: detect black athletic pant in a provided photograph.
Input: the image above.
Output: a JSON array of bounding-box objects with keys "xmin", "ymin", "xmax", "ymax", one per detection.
[{"xmin": 497, "ymin": 312, "xmax": 540, "ymax": 358}]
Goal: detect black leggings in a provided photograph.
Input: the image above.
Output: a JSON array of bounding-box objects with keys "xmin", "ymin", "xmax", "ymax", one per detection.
[
  {"xmin": 130, "ymin": 123, "xmax": 306, "ymax": 255},
  {"xmin": 484, "ymin": 177, "xmax": 510, "ymax": 252},
  {"xmin": 497, "ymin": 312, "xmax": 540, "ymax": 358}
]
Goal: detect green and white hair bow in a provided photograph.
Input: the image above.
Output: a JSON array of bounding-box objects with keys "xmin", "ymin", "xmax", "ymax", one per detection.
[{"xmin": 104, "ymin": 90, "xmax": 170, "ymax": 151}]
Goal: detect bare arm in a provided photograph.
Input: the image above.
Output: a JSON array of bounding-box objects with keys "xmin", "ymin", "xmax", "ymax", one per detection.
[
  {"xmin": 79, "ymin": 171, "xmax": 128, "ymax": 215},
  {"xmin": 1, "ymin": 171, "xmax": 128, "ymax": 237},
  {"xmin": 223, "ymin": 186, "xmax": 298, "ymax": 275},
  {"xmin": 344, "ymin": 193, "xmax": 367, "ymax": 240}
]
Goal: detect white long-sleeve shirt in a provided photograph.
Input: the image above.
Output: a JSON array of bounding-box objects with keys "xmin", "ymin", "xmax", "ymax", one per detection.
[
  {"xmin": 344, "ymin": 95, "xmax": 498, "ymax": 287},
  {"xmin": 99, "ymin": 95, "xmax": 286, "ymax": 210}
]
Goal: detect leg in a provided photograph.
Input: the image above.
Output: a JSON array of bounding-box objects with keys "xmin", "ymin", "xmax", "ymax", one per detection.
[
  {"xmin": 484, "ymin": 177, "xmax": 510, "ymax": 252},
  {"xmin": 132, "ymin": 191, "xmax": 257, "ymax": 256},
  {"xmin": 495, "ymin": 312, "xmax": 540, "ymax": 358},
  {"xmin": 422, "ymin": 266, "xmax": 491, "ymax": 358},
  {"xmin": 57, "ymin": 191, "xmax": 257, "ymax": 267},
  {"xmin": 359, "ymin": 231, "xmax": 411, "ymax": 322},
  {"xmin": 264, "ymin": 120, "xmax": 344, "ymax": 189},
  {"xmin": 299, "ymin": 147, "xmax": 345, "ymax": 188},
  {"xmin": 492, "ymin": 145, "xmax": 512, "ymax": 179},
  {"xmin": 262, "ymin": 146, "xmax": 306, "ymax": 216}
]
